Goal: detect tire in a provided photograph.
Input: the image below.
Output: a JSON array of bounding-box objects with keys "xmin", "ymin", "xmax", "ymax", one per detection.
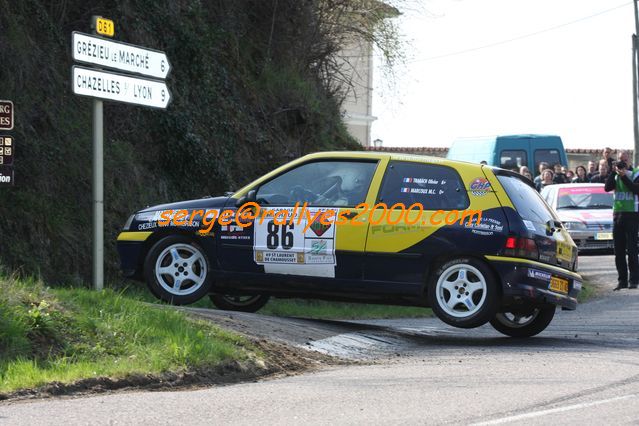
[
  {"xmin": 490, "ymin": 305, "xmax": 556, "ymax": 338},
  {"xmin": 209, "ymin": 294, "xmax": 270, "ymax": 313},
  {"xmin": 144, "ymin": 235, "xmax": 213, "ymax": 305},
  {"xmin": 427, "ymin": 258, "xmax": 500, "ymax": 329}
]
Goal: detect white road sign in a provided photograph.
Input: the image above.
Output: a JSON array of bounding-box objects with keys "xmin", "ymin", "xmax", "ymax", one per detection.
[
  {"xmin": 72, "ymin": 32, "xmax": 171, "ymax": 79},
  {"xmin": 72, "ymin": 66, "xmax": 171, "ymax": 109}
]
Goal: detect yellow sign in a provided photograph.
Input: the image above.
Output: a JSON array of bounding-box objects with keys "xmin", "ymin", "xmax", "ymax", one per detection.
[{"xmin": 95, "ymin": 17, "xmax": 114, "ymax": 37}]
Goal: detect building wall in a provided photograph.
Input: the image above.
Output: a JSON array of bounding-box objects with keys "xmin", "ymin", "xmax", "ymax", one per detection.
[{"xmin": 338, "ymin": 37, "xmax": 376, "ymax": 146}]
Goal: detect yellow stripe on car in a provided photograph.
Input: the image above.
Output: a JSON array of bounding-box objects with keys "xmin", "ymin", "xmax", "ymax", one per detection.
[
  {"xmin": 485, "ymin": 255, "xmax": 582, "ymax": 280},
  {"xmin": 117, "ymin": 232, "xmax": 152, "ymax": 242}
]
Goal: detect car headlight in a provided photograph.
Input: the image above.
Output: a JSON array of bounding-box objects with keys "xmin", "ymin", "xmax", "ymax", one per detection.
[
  {"xmin": 562, "ymin": 221, "xmax": 587, "ymax": 231},
  {"xmin": 135, "ymin": 211, "xmax": 161, "ymax": 222},
  {"xmin": 123, "ymin": 214, "xmax": 135, "ymax": 231}
]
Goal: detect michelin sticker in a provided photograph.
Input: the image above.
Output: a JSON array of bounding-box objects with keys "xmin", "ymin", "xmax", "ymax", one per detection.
[
  {"xmin": 254, "ymin": 208, "xmax": 337, "ymax": 278},
  {"xmin": 527, "ymin": 268, "xmax": 551, "ymax": 282}
]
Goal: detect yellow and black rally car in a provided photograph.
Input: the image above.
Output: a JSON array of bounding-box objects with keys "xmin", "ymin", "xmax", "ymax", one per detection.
[{"xmin": 117, "ymin": 152, "xmax": 582, "ymax": 337}]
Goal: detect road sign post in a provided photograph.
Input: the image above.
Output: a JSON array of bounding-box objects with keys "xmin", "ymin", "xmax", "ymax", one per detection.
[
  {"xmin": 93, "ymin": 99, "xmax": 104, "ymax": 290},
  {"xmin": 72, "ymin": 17, "xmax": 171, "ymax": 291}
]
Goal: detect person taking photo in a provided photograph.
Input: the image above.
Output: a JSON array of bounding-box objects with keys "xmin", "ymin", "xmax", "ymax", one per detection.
[{"xmin": 604, "ymin": 158, "xmax": 639, "ymax": 290}]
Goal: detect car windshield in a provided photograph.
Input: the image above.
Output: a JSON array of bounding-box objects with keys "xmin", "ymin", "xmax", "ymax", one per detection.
[{"xmin": 556, "ymin": 186, "xmax": 613, "ymax": 209}]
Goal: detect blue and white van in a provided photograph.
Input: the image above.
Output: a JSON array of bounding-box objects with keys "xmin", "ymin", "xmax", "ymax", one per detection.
[{"xmin": 446, "ymin": 134, "xmax": 568, "ymax": 175}]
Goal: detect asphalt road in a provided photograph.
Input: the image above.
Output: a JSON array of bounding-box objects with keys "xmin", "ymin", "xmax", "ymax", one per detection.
[{"xmin": 4, "ymin": 254, "xmax": 639, "ymax": 425}]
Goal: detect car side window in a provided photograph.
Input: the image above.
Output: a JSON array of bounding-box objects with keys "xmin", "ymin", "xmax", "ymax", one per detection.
[
  {"xmin": 256, "ymin": 160, "xmax": 377, "ymax": 207},
  {"xmin": 378, "ymin": 161, "xmax": 469, "ymax": 210}
]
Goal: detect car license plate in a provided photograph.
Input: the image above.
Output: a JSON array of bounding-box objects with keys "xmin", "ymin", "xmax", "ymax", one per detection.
[
  {"xmin": 549, "ymin": 277, "xmax": 569, "ymax": 294},
  {"xmin": 595, "ymin": 232, "xmax": 613, "ymax": 240}
]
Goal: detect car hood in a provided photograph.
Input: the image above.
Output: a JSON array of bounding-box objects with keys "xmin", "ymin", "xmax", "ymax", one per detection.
[
  {"xmin": 556, "ymin": 208, "xmax": 613, "ymax": 224},
  {"xmin": 138, "ymin": 195, "xmax": 231, "ymax": 213}
]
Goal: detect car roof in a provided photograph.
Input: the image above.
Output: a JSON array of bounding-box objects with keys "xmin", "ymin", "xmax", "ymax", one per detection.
[{"xmin": 304, "ymin": 151, "xmax": 483, "ymax": 168}]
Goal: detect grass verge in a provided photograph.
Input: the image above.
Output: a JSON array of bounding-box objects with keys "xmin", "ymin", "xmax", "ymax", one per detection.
[
  {"xmin": 0, "ymin": 274, "xmax": 261, "ymax": 395},
  {"xmin": 117, "ymin": 283, "xmax": 433, "ymax": 320}
]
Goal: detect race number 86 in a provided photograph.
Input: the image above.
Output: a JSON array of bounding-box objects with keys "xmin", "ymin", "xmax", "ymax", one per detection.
[{"xmin": 266, "ymin": 222, "xmax": 294, "ymax": 250}]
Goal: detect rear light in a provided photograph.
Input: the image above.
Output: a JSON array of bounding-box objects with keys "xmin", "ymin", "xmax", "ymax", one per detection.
[{"xmin": 503, "ymin": 237, "xmax": 539, "ymax": 260}]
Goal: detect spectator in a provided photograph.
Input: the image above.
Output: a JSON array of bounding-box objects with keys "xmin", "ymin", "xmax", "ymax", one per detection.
[
  {"xmin": 565, "ymin": 169, "xmax": 575, "ymax": 181},
  {"xmin": 534, "ymin": 162, "xmax": 549, "ymax": 188},
  {"xmin": 590, "ymin": 160, "xmax": 610, "ymax": 183},
  {"xmin": 519, "ymin": 165, "xmax": 530, "ymax": 176},
  {"xmin": 536, "ymin": 169, "xmax": 554, "ymax": 191},
  {"xmin": 602, "ymin": 147, "xmax": 615, "ymax": 171},
  {"xmin": 604, "ymin": 160, "xmax": 639, "ymax": 290},
  {"xmin": 587, "ymin": 160, "xmax": 597, "ymax": 180},
  {"xmin": 553, "ymin": 164, "xmax": 567, "ymax": 184},
  {"xmin": 572, "ymin": 165, "xmax": 589, "ymax": 183},
  {"xmin": 523, "ymin": 171, "xmax": 533, "ymax": 181}
]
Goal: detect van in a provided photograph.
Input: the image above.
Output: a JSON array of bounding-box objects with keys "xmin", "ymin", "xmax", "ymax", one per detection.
[{"xmin": 446, "ymin": 134, "xmax": 568, "ymax": 175}]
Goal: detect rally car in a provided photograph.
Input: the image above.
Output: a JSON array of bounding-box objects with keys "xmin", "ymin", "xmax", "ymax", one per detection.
[{"xmin": 117, "ymin": 151, "xmax": 582, "ymax": 337}]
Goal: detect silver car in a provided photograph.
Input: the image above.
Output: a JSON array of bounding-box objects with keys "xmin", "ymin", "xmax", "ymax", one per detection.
[{"xmin": 541, "ymin": 183, "xmax": 614, "ymax": 251}]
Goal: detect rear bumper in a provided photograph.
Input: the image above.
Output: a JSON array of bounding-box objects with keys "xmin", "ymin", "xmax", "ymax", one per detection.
[{"xmin": 485, "ymin": 256, "xmax": 581, "ymax": 310}]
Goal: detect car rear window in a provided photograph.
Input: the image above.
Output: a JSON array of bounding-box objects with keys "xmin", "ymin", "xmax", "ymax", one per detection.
[{"xmin": 497, "ymin": 174, "xmax": 558, "ymax": 224}]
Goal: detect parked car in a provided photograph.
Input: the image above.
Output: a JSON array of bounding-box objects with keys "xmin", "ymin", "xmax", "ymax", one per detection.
[
  {"xmin": 117, "ymin": 151, "xmax": 582, "ymax": 337},
  {"xmin": 540, "ymin": 183, "xmax": 614, "ymax": 251},
  {"xmin": 446, "ymin": 134, "xmax": 568, "ymax": 174}
]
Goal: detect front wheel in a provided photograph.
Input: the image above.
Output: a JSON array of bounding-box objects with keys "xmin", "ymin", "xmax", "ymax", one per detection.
[
  {"xmin": 428, "ymin": 258, "xmax": 500, "ymax": 329},
  {"xmin": 144, "ymin": 235, "xmax": 213, "ymax": 305},
  {"xmin": 490, "ymin": 306, "xmax": 556, "ymax": 338},
  {"xmin": 210, "ymin": 294, "xmax": 270, "ymax": 313}
]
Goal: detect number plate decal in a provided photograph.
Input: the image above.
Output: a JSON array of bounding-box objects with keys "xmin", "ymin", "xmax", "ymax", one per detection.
[
  {"xmin": 254, "ymin": 208, "xmax": 337, "ymax": 277},
  {"xmin": 549, "ymin": 276, "xmax": 569, "ymax": 294}
]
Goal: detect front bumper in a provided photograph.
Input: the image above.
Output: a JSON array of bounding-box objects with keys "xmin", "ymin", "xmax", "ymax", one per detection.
[
  {"xmin": 486, "ymin": 256, "xmax": 582, "ymax": 311},
  {"xmin": 116, "ymin": 232, "xmax": 152, "ymax": 280}
]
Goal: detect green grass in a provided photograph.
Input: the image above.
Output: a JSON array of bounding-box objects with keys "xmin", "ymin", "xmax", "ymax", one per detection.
[
  {"xmin": 577, "ymin": 281, "xmax": 597, "ymax": 303},
  {"xmin": 0, "ymin": 275, "xmax": 257, "ymax": 394},
  {"xmin": 115, "ymin": 282, "xmax": 433, "ymax": 320}
]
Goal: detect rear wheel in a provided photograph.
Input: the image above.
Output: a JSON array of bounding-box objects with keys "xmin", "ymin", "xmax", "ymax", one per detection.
[
  {"xmin": 209, "ymin": 294, "xmax": 270, "ymax": 313},
  {"xmin": 490, "ymin": 305, "xmax": 556, "ymax": 337},
  {"xmin": 428, "ymin": 258, "xmax": 499, "ymax": 328}
]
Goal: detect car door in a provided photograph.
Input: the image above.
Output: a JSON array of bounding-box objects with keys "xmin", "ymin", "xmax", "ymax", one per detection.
[
  {"xmin": 220, "ymin": 158, "xmax": 382, "ymax": 281},
  {"xmin": 364, "ymin": 160, "xmax": 471, "ymax": 285}
]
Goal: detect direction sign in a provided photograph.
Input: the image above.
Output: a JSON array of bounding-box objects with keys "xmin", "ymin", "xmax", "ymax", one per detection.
[
  {"xmin": 72, "ymin": 66, "xmax": 171, "ymax": 109},
  {"xmin": 0, "ymin": 165, "xmax": 14, "ymax": 187},
  {"xmin": 0, "ymin": 101, "xmax": 13, "ymax": 130},
  {"xmin": 0, "ymin": 136, "xmax": 14, "ymax": 166},
  {"xmin": 72, "ymin": 32, "xmax": 171, "ymax": 79}
]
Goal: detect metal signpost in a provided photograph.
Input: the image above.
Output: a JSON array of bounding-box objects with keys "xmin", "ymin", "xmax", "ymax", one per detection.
[{"xmin": 71, "ymin": 16, "xmax": 171, "ymax": 290}]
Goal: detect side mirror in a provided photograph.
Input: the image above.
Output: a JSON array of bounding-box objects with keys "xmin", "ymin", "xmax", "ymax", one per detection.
[{"xmin": 235, "ymin": 189, "xmax": 257, "ymax": 207}]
